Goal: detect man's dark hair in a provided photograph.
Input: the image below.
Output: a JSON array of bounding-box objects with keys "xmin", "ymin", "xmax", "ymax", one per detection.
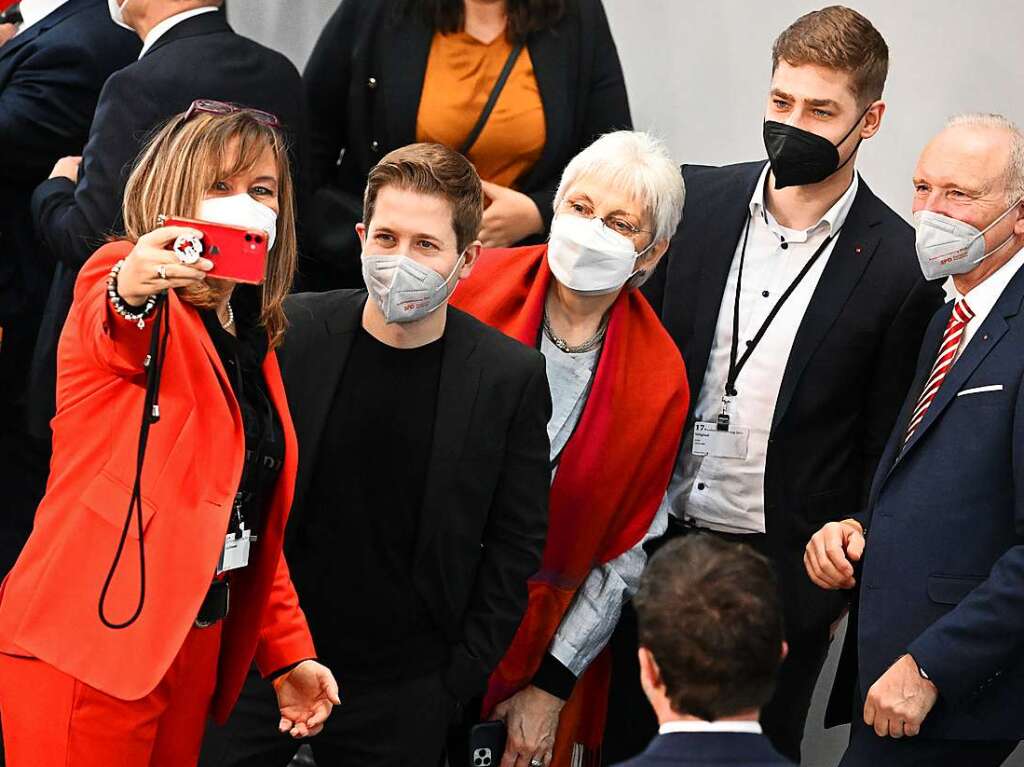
[
  {"xmin": 363, "ymin": 142, "xmax": 483, "ymax": 252},
  {"xmin": 634, "ymin": 535, "xmax": 785, "ymax": 721}
]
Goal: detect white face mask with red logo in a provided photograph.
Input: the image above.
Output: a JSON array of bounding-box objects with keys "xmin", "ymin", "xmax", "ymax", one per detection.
[{"xmin": 360, "ymin": 252, "xmax": 465, "ymax": 324}]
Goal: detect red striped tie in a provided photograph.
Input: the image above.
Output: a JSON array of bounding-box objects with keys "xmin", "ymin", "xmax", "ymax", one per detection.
[{"xmin": 904, "ymin": 299, "xmax": 975, "ymax": 444}]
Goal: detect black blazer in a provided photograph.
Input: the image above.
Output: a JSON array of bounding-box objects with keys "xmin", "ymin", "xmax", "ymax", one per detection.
[
  {"xmin": 26, "ymin": 9, "xmax": 306, "ymax": 438},
  {"xmin": 277, "ymin": 290, "xmax": 551, "ymax": 702},
  {"xmin": 613, "ymin": 732, "xmax": 794, "ymax": 766},
  {"xmin": 0, "ymin": 0, "xmax": 138, "ymax": 321},
  {"xmin": 643, "ymin": 162, "xmax": 944, "ymax": 636},
  {"xmin": 300, "ymin": 0, "xmax": 632, "ymax": 289}
]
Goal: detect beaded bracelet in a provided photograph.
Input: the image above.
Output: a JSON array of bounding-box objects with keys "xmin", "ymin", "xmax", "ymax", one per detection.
[{"xmin": 107, "ymin": 259, "xmax": 158, "ymax": 329}]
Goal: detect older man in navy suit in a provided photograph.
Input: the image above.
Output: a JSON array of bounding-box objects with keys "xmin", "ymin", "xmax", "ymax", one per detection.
[
  {"xmin": 614, "ymin": 535, "xmax": 793, "ymax": 767},
  {"xmin": 806, "ymin": 113, "xmax": 1024, "ymax": 766}
]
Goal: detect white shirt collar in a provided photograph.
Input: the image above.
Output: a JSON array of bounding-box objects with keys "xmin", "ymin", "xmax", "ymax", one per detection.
[
  {"xmin": 659, "ymin": 720, "xmax": 764, "ymax": 736},
  {"xmin": 15, "ymin": 0, "xmax": 69, "ymax": 34},
  {"xmin": 138, "ymin": 6, "xmax": 219, "ymax": 59},
  {"xmin": 749, "ymin": 161, "xmax": 860, "ymax": 242},
  {"xmin": 955, "ymin": 244, "xmax": 1024, "ymax": 315}
]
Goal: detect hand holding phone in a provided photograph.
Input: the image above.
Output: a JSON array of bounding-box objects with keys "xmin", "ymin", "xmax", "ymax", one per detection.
[{"xmin": 159, "ymin": 215, "xmax": 269, "ymax": 284}]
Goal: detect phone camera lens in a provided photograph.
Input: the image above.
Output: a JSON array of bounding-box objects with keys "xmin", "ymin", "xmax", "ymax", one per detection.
[
  {"xmin": 255, "ymin": 235, "xmax": 263, "ymax": 243},
  {"xmin": 244, "ymin": 233, "xmax": 252, "ymax": 242}
]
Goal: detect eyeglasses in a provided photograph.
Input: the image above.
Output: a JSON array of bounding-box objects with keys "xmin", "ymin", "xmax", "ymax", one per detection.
[
  {"xmin": 559, "ymin": 198, "xmax": 652, "ymax": 238},
  {"xmin": 183, "ymin": 99, "xmax": 282, "ymax": 130}
]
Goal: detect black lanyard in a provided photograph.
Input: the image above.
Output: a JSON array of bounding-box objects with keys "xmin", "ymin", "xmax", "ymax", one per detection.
[{"xmin": 720, "ymin": 215, "xmax": 841, "ymax": 426}]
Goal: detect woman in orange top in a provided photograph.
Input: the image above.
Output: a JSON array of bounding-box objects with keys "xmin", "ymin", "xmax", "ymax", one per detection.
[
  {"xmin": 301, "ymin": 0, "xmax": 632, "ymax": 289},
  {"xmin": 0, "ymin": 103, "xmax": 339, "ymax": 767}
]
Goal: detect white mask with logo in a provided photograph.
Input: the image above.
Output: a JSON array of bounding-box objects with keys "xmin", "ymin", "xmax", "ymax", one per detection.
[
  {"xmin": 361, "ymin": 252, "xmax": 465, "ymax": 324},
  {"xmin": 914, "ymin": 198, "xmax": 1022, "ymax": 281}
]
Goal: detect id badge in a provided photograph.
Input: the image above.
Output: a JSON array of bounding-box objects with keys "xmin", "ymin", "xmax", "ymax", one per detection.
[
  {"xmin": 216, "ymin": 528, "xmax": 251, "ymax": 574},
  {"xmin": 692, "ymin": 421, "xmax": 750, "ymax": 459}
]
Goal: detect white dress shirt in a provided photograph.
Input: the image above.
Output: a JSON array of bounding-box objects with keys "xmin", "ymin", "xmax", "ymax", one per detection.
[
  {"xmin": 138, "ymin": 5, "xmax": 218, "ymax": 58},
  {"xmin": 15, "ymin": 0, "xmax": 68, "ymax": 34},
  {"xmin": 662, "ymin": 163, "xmax": 859, "ymax": 534},
  {"xmin": 953, "ymin": 244, "xmax": 1024, "ymax": 362},
  {"xmin": 659, "ymin": 720, "xmax": 764, "ymax": 735}
]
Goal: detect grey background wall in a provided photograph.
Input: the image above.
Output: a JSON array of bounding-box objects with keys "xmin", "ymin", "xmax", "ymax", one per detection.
[{"xmin": 231, "ymin": 2, "xmax": 1024, "ymax": 765}]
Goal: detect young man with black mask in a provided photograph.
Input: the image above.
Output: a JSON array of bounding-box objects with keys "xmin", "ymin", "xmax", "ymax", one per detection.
[
  {"xmin": 604, "ymin": 6, "xmax": 945, "ymax": 764},
  {"xmin": 200, "ymin": 143, "xmax": 551, "ymax": 767}
]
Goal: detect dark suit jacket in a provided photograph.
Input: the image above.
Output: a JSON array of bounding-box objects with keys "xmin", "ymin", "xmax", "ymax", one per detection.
[
  {"xmin": 613, "ymin": 732, "xmax": 794, "ymax": 766},
  {"xmin": 26, "ymin": 9, "xmax": 305, "ymax": 438},
  {"xmin": 0, "ymin": 0, "xmax": 138, "ymax": 320},
  {"xmin": 277, "ymin": 290, "xmax": 551, "ymax": 702},
  {"xmin": 827, "ymin": 263, "xmax": 1024, "ymax": 740},
  {"xmin": 643, "ymin": 161, "xmax": 944, "ymax": 637},
  {"xmin": 300, "ymin": 0, "xmax": 632, "ymax": 289}
]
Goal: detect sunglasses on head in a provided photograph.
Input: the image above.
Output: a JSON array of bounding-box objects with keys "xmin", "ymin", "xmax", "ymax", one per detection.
[{"xmin": 183, "ymin": 99, "xmax": 282, "ymax": 129}]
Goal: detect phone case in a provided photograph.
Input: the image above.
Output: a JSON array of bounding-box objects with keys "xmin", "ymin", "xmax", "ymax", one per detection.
[
  {"xmin": 160, "ymin": 215, "xmax": 269, "ymax": 284},
  {"xmin": 468, "ymin": 721, "xmax": 507, "ymax": 767}
]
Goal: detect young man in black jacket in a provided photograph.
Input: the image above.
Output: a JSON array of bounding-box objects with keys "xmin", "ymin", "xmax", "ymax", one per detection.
[
  {"xmin": 201, "ymin": 143, "xmax": 551, "ymax": 767},
  {"xmin": 606, "ymin": 7, "xmax": 945, "ymax": 764}
]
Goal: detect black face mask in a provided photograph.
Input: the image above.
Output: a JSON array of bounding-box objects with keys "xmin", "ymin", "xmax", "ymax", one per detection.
[{"xmin": 763, "ymin": 108, "xmax": 869, "ymax": 189}]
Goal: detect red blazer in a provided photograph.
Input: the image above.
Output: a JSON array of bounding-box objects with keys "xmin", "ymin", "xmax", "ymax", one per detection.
[{"xmin": 0, "ymin": 241, "xmax": 315, "ymax": 721}]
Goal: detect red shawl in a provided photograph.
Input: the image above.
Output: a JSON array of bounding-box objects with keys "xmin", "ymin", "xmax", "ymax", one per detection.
[{"xmin": 450, "ymin": 244, "xmax": 689, "ymax": 765}]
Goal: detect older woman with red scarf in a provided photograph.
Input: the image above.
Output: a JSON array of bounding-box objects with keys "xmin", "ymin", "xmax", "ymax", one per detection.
[{"xmin": 451, "ymin": 130, "xmax": 688, "ymax": 767}]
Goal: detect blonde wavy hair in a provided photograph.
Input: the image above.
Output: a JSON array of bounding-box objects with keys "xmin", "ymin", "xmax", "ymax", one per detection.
[{"xmin": 122, "ymin": 109, "xmax": 297, "ymax": 347}]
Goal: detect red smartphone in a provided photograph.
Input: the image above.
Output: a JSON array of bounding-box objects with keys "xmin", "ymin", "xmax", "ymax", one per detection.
[{"xmin": 159, "ymin": 215, "xmax": 269, "ymax": 284}]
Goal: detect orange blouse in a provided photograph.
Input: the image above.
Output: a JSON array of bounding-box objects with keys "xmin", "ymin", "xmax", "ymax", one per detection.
[{"xmin": 416, "ymin": 31, "xmax": 546, "ymax": 190}]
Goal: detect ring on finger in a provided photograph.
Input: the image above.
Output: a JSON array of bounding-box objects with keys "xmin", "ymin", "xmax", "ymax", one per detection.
[
  {"xmin": 530, "ymin": 760, "xmax": 544, "ymax": 767},
  {"xmin": 156, "ymin": 264, "xmax": 168, "ymax": 280}
]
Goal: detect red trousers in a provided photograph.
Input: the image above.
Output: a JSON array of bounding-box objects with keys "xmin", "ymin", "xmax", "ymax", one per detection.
[{"xmin": 0, "ymin": 623, "xmax": 222, "ymax": 766}]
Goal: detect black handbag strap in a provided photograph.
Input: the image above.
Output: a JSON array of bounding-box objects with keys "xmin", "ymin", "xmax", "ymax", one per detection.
[{"xmin": 458, "ymin": 42, "xmax": 525, "ymax": 156}]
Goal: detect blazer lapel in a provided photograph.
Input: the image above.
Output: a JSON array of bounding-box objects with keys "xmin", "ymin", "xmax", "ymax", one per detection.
[
  {"xmin": 414, "ymin": 309, "xmax": 481, "ymax": 563},
  {"xmin": 284, "ymin": 295, "xmax": 364, "ymax": 513},
  {"xmin": 379, "ymin": 12, "xmax": 432, "ymax": 147},
  {"xmin": 685, "ymin": 163, "xmax": 764, "ymax": 397},
  {"xmin": 772, "ymin": 179, "xmax": 881, "ymax": 430}
]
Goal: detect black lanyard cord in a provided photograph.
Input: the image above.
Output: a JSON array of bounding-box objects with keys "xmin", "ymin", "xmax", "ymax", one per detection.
[
  {"xmin": 725, "ymin": 217, "xmax": 841, "ymax": 397},
  {"xmin": 99, "ymin": 292, "xmax": 170, "ymax": 630}
]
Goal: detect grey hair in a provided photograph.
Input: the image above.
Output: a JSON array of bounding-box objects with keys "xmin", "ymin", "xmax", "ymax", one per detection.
[
  {"xmin": 553, "ymin": 131, "xmax": 685, "ymax": 245},
  {"xmin": 946, "ymin": 112, "xmax": 1024, "ymax": 204}
]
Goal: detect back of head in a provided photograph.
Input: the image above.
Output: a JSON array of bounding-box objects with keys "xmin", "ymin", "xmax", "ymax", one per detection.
[
  {"xmin": 363, "ymin": 142, "xmax": 484, "ymax": 252},
  {"xmin": 772, "ymin": 5, "xmax": 889, "ymax": 106},
  {"xmin": 634, "ymin": 535, "xmax": 785, "ymax": 721}
]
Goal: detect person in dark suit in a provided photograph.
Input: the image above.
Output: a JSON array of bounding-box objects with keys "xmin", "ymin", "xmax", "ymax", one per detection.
[
  {"xmin": 200, "ymin": 143, "xmax": 551, "ymax": 767},
  {"xmin": 0, "ymin": 0, "xmax": 139, "ymax": 577},
  {"xmin": 300, "ymin": 0, "xmax": 631, "ymax": 290},
  {"xmin": 614, "ymin": 535, "xmax": 793, "ymax": 767},
  {"xmin": 806, "ymin": 113, "xmax": 1024, "ymax": 767},
  {"xmin": 605, "ymin": 7, "xmax": 945, "ymax": 763},
  {"xmin": 27, "ymin": 0, "xmax": 305, "ymax": 443}
]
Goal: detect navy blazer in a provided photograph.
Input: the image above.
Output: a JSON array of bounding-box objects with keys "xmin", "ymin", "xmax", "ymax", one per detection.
[
  {"xmin": 0, "ymin": 0, "xmax": 138, "ymax": 320},
  {"xmin": 642, "ymin": 161, "xmax": 944, "ymax": 637},
  {"xmin": 829, "ymin": 261, "xmax": 1024, "ymax": 740},
  {"xmin": 613, "ymin": 732, "xmax": 794, "ymax": 766},
  {"xmin": 25, "ymin": 9, "xmax": 305, "ymax": 438}
]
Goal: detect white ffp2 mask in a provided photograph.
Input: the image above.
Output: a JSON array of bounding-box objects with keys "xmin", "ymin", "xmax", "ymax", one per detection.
[
  {"xmin": 108, "ymin": 0, "xmax": 133, "ymax": 31},
  {"xmin": 546, "ymin": 214, "xmax": 652, "ymax": 294},
  {"xmin": 361, "ymin": 253, "xmax": 464, "ymax": 324},
  {"xmin": 199, "ymin": 194, "xmax": 278, "ymax": 252},
  {"xmin": 914, "ymin": 199, "xmax": 1022, "ymax": 281}
]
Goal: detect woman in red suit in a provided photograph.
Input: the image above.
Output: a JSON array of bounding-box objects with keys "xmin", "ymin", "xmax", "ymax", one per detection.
[{"xmin": 0, "ymin": 102, "xmax": 339, "ymax": 766}]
